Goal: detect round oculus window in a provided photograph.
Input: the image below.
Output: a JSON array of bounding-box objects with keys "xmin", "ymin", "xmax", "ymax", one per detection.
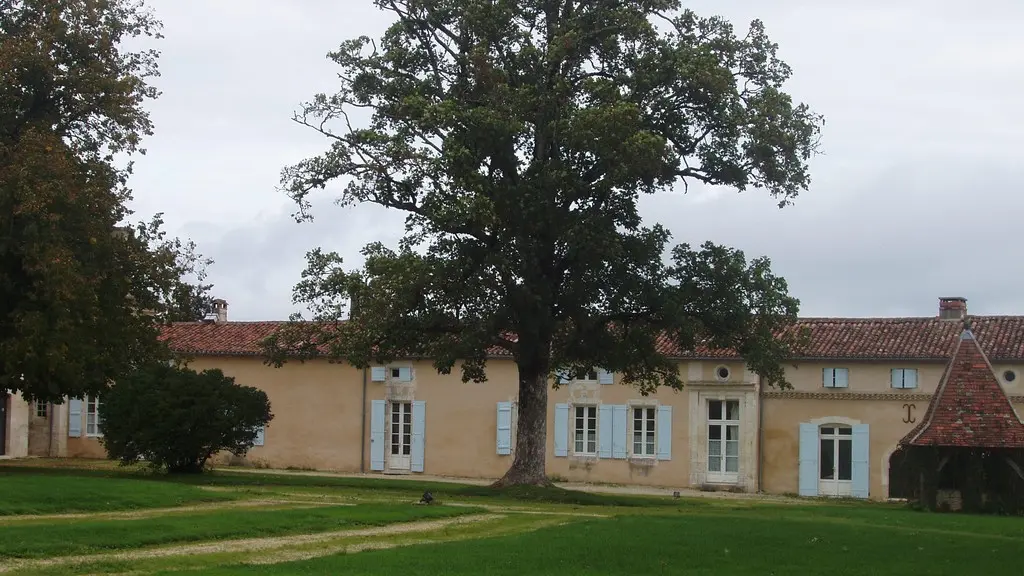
[
  {"xmin": 1004, "ymin": 370, "xmax": 1017, "ymax": 383},
  {"xmin": 715, "ymin": 366, "xmax": 731, "ymax": 381}
]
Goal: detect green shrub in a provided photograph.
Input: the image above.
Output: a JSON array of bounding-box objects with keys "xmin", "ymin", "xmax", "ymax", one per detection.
[{"xmin": 100, "ymin": 363, "xmax": 273, "ymax": 473}]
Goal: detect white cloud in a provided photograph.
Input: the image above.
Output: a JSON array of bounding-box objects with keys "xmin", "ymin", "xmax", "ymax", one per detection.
[{"xmin": 125, "ymin": 0, "xmax": 1024, "ymax": 320}]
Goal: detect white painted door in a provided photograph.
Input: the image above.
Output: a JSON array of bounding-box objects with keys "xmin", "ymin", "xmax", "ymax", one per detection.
[
  {"xmin": 388, "ymin": 401, "xmax": 412, "ymax": 470},
  {"xmin": 707, "ymin": 399, "xmax": 740, "ymax": 483},
  {"xmin": 818, "ymin": 426, "xmax": 853, "ymax": 497}
]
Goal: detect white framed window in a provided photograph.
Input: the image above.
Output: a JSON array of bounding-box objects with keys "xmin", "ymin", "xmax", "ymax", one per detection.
[
  {"xmin": 371, "ymin": 366, "xmax": 412, "ymax": 382},
  {"xmin": 822, "ymin": 368, "xmax": 849, "ymax": 389},
  {"xmin": 891, "ymin": 368, "xmax": 918, "ymax": 389},
  {"xmin": 707, "ymin": 399, "xmax": 740, "ymax": 481},
  {"xmin": 819, "ymin": 425, "xmax": 853, "ymax": 496},
  {"xmin": 632, "ymin": 406, "xmax": 656, "ymax": 457},
  {"xmin": 556, "ymin": 369, "xmax": 613, "ymax": 385},
  {"xmin": 35, "ymin": 401, "xmax": 47, "ymax": 419},
  {"xmin": 85, "ymin": 396, "xmax": 102, "ymax": 437},
  {"xmin": 573, "ymin": 405, "xmax": 597, "ymax": 456}
]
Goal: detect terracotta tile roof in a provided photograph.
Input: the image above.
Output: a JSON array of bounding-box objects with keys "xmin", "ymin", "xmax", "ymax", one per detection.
[
  {"xmin": 159, "ymin": 315, "xmax": 1024, "ymax": 361},
  {"xmin": 900, "ymin": 329, "xmax": 1024, "ymax": 449},
  {"xmin": 776, "ymin": 316, "xmax": 1024, "ymax": 360},
  {"xmin": 159, "ymin": 321, "xmax": 284, "ymax": 356}
]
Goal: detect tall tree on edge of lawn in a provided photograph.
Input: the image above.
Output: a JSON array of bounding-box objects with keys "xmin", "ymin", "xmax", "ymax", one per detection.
[
  {"xmin": 0, "ymin": 0, "xmax": 214, "ymax": 403},
  {"xmin": 265, "ymin": 0, "xmax": 822, "ymax": 486}
]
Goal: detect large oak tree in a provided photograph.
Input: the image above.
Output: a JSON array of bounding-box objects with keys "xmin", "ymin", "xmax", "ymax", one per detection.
[
  {"xmin": 1, "ymin": 0, "xmax": 213, "ymax": 402},
  {"xmin": 268, "ymin": 0, "xmax": 822, "ymax": 486}
]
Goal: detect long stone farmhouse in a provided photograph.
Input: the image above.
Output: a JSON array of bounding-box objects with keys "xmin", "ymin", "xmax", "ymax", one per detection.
[{"xmin": 3, "ymin": 296, "xmax": 1024, "ymax": 501}]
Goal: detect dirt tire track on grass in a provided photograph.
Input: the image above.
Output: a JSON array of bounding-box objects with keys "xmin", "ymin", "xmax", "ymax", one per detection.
[
  {"xmin": 0, "ymin": 499, "xmax": 344, "ymax": 524},
  {"xmin": 0, "ymin": 513, "xmax": 502, "ymax": 573},
  {"xmin": 242, "ymin": 515, "xmax": 572, "ymax": 566}
]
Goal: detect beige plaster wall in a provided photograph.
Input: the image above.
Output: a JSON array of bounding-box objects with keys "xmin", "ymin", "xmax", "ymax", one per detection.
[
  {"xmin": 782, "ymin": 361, "xmax": 948, "ymax": 394},
  {"xmin": 366, "ymin": 359, "xmax": 520, "ymax": 478},
  {"xmin": 186, "ymin": 356, "xmax": 368, "ymax": 472},
  {"xmin": 5, "ymin": 393, "xmax": 29, "ymax": 458},
  {"xmin": 762, "ymin": 398, "xmax": 926, "ymax": 499}
]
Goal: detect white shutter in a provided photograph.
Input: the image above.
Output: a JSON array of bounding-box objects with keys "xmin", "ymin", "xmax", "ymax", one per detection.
[
  {"xmin": 496, "ymin": 402, "xmax": 513, "ymax": 455},
  {"xmin": 68, "ymin": 398, "xmax": 82, "ymax": 438},
  {"xmin": 370, "ymin": 400, "xmax": 386, "ymax": 471},
  {"xmin": 411, "ymin": 401, "xmax": 426, "ymax": 472}
]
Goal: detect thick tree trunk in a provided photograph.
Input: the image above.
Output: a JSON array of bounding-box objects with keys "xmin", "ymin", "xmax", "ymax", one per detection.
[{"xmin": 493, "ymin": 363, "xmax": 552, "ymax": 487}]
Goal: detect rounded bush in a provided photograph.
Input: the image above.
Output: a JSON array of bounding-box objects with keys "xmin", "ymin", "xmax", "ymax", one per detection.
[{"xmin": 100, "ymin": 363, "xmax": 273, "ymax": 473}]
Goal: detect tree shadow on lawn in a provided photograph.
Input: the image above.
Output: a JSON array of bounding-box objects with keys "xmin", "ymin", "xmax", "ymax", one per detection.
[{"xmin": 0, "ymin": 463, "xmax": 705, "ymax": 509}]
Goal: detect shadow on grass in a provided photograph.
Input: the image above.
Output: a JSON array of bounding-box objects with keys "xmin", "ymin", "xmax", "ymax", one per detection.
[{"xmin": 0, "ymin": 462, "xmax": 701, "ymax": 509}]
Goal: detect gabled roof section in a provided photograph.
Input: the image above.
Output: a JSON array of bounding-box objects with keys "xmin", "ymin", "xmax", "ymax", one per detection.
[
  {"xmin": 901, "ymin": 327, "xmax": 1024, "ymax": 449},
  {"xmin": 158, "ymin": 315, "xmax": 1024, "ymax": 361}
]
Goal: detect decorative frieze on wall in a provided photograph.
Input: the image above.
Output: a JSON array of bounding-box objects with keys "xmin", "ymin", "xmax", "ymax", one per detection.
[{"xmin": 763, "ymin": 391, "xmax": 1024, "ymax": 403}]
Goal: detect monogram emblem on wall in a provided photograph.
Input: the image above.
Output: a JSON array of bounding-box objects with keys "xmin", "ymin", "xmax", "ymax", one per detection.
[{"xmin": 902, "ymin": 403, "xmax": 916, "ymax": 424}]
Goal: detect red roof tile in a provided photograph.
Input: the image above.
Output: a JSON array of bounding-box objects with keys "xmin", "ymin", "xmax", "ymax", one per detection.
[
  {"xmin": 159, "ymin": 315, "xmax": 1024, "ymax": 361},
  {"xmin": 159, "ymin": 321, "xmax": 284, "ymax": 356},
  {"xmin": 901, "ymin": 329, "xmax": 1024, "ymax": 449}
]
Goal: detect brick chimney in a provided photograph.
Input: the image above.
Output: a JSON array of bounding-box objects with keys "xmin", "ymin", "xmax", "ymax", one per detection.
[
  {"xmin": 938, "ymin": 297, "xmax": 967, "ymax": 320},
  {"xmin": 212, "ymin": 299, "xmax": 228, "ymax": 323}
]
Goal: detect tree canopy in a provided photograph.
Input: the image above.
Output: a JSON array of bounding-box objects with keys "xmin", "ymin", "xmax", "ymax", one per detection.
[
  {"xmin": 266, "ymin": 0, "xmax": 822, "ymax": 485},
  {"xmin": 1, "ymin": 0, "xmax": 212, "ymax": 402}
]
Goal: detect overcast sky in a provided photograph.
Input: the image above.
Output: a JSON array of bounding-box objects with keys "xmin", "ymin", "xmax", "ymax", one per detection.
[{"xmin": 125, "ymin": 0, "xmax": 1024, "ymax": 321}]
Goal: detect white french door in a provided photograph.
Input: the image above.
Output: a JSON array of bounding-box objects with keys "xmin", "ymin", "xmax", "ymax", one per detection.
[
  {"xmin": 818, "ymin": 425, "xmax": 853, "ymax": 497},
  {"xmin": 389, "ymin": 402, "xmax": 412, "ymax": 470},
  {"xmin": 707, "ymin": 399, "xmax": 740, "ymax": 483}
]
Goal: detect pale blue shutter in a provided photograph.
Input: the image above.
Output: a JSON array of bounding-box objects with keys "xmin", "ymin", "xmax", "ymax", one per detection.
[
  {"xmin": 835, "ymin": 368, "xmax": 849, "ymax": 388},
  {"xmin": 554, "ymin": 403, "xmax": 569, "ymax": 457},
  {"xmin": 904, "ymin": 369, "xmax": 917, "ymax": 389},
  {"xmin": 253, "ymin": 425, "xmax": 265, "ymax": 446},
  {"xmin": 370, "ymin": 400, "xmax": 386, "ymax": 471},
  {"xmin": 851, "ymin": 424, "xmax": 870, "ymax": 499},
  {"xmin": 370, "ymin": 367, "xmax": 386, "ymax": 382},
  {"xmin": 68, "ymin": 398, "xmax": 82, "ymax": 438},
  {"xmin": 556, "ymin": 370, "xmax": 570, "ymax": 385},
  {"xmin": 798, "ymin": 423, "xmax": 818, "ymax": 496},
  {"xmin": 598, "ymin": 369, "xmax": 614, "ymax": 385},
  {"xmin": 656, "ymin": 405, "xmax": 672, "ymax": 460},
  {"xmin": 411, "ymin": 401, "xmax": 426, "ymax": 472},
  {"xmin": 398, "ymin": 367, "xmax": 413, "ymax": 382},
  {"xmin": 496, "ymin": 402, "xmax": 512, "ymax": 455},
  {"xmin": 598, "ymin": 405, "xmax": 613, "ymax": 458},
  {"xmin": 612, "ymin": 405, "xmax": 628, "ymax": 459},
  {"xmin": 822, "ymin": 368, "xmax": 833, "ymax": 388},
  {"xmin": 890, "ymin": 369, "xmax": 900, "ymax": 389}
]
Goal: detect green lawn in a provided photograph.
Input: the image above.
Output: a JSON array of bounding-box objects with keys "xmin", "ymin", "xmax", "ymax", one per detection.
[
  {"xmin": 0, "ymin": 463, "xmax": 691, "ymax": 508},
  {"xmin": 179, "ymin": 512, "xmax": 1024, "ymax": 576},
  {"xmin": 0, "ymin": 472, "xmax": 235, "ymax": 516},
  {"xmin": 2, "ymin": 462, "xmax": 1023, "ymax": 576},
  {"xmin": 0, "ymin": 503, "xmax": 476, "ymax": 559}
]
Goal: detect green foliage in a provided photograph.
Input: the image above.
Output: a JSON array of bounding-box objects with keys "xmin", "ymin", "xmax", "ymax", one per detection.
[
  {"xmin": 100, "ymin": 364, "xmax": 273, "ymax": 474},
  {"xmin": 0, "ymin": 0, "xmax": 213, "ymax": 403},
  {"xmin": 268, "ymin": 0, "xmax": 822, "ymax": 482},
  {"xmin": 270, "ymin": 0, "xmax": 819, "ymax": 385}
]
